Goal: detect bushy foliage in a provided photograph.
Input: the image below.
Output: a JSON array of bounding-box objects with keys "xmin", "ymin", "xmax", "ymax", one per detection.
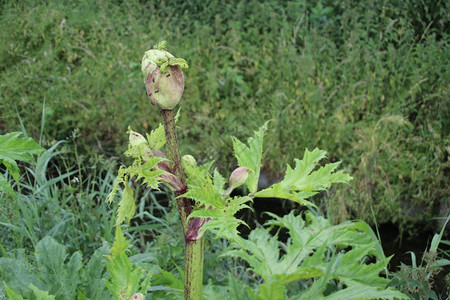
[{"xmin": 1, "ymin": 0, "xmax": 447, "ymax": 233}]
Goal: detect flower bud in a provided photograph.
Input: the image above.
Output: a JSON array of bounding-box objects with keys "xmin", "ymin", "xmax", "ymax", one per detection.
[
  {"xmin": 228, "ymin": 167, "xmax": 251, "ymax": 190},
  {"xmin": 141, "ymin": 49, "xmax": 174, "ymax": 82},
  {"xmin": 141, "ymin": 41, "xmax": 188, "ymax": 110},
  {"xmin": 129, "ymin": 129, "xmax": 147, "ymax": 147},
  {"xmin": 182, "ymin": 154, "xmax": 197, "ymax": 168},
  {"xmin": 130, "ymin": 293, "xmax": 145, "ymax": 300}
]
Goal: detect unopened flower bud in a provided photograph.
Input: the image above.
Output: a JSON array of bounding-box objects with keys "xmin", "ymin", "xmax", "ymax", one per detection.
[
  {"xmin": 141, "ymin": 41, "xmax": 188, "ymax": 110},
  {"xmin": 130, "ymin": 293, "xmax": 145, "ymax": 300},
  {"xmin": 182, "ymin": 154, "xmax": 197, "ymax": 168},
  {"xmin": 129, "ymin": 129, "xmax": 147, "ymax": 147},
  {"xmin": 228, "ymin": 167, "xmax": 251, "ymax": 190}
]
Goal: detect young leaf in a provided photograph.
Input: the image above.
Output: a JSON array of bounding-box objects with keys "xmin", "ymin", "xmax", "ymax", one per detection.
[
  {"xmin": 255, "ymin": 148, "xmax": 352, "ymax": 205},
  {"xmin": 106, "ymin": 226, "xmax": 151, "ymax": 300},
  {"xmin": 145, "ymin": 123, "xmax": 166, "ymax": 150},
  {"xmin": 108, "ymin": 153, "xmax": 166, "ymax": 225},
  {"xmin": 182, "ymin": 161, "xmax": 225, "ymax": 209},
  {"xmin": 109, "ymin": 226, "xmax": 129, "ymax": 258},
  {"xmin": 116, "ymin": 184, "xmax": 136, "ymax": 225},
  {"xmin": 231, "ymin": 122, "xmax": 268, "ymax": 194}
]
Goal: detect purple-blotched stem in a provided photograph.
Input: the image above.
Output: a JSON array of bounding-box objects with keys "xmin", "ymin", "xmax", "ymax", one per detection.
[
  {"xmin": 160, "ymin": 108, "xmax": 204, "ymax": 300},
  {"xmin": 161, "ymin": 109, "xmax": 191, "ymax": 231}
]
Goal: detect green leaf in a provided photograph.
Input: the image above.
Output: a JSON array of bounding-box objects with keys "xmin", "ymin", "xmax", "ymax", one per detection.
[
  {"xmin": 213, "ymin": 168, "xmax": 226, "ymax": 195},
  {"xmin": 255, "ymin": 148, "xmax": 352, "ymax": 204},
  {"xmin": 255, "ymin": 183, "xmax": 317, "ymax": 206},
  {"xmin": 257, "ymin": 280, "xmax": 286, "ymax": 300},
  {"xmin": 232, "ymin": 122, "xmax": 268, "ymax": 193},
  {"xmin": 106, "ymin": 226, "xmax": 151, "ymax": 300},
  {"xmin": 81, "ymin": 243, "xmax": 110, "ymax": 299},
  {"xmin": 107, "ymin": 166, "xmax": 127, "ymax": 204},
  {"xmin": 3, "ymin": 281, "xmax": 24, "ymax": 300},
  {"xmin": 109, "ymin": 128, "xmax": 169, "ymax": 225},
  {"xmin": 223, "ymin": 212, "xmax": 408, "ymax": 299},
  {"xmin": 116, "ymin": 184, "xmax": 136, "ymax": 225},
  {"xmin": 35, "ymin": 237, "xmax": 67, "ymax": 286},
  {"xmin": 153, "ymin": 40, "xmax": 167, "ymax": 50},
  {"xmin": 183, "ymin": 161, "xmax": 248, "ymax": 239},
  {"xmin": 227, "ymin": 273, "xmax": 250, "ymax": 300},
  {"xmin": 0, "ymin": 173, "xmax": 16, "ymax": 198},
  {"xmin": 2, "ymin": 158, "xmax": 20, "ymax": 185},
  {"xmin": 29, "ymin": 284, "xmax": 56, "ymax": 300},
  {"xmin": 34, "ymin": 236, "xmax": 82, "ymax": 299},
  {"xmin": 0, "ymin": 132, "xmax": 45, "ymax": 163},
  {"xmin": 146, "ymin": 123, "xmax": 166, "ymax": 150},
  {"xmin": 0, "ymin": 258, "xmax": 40, "ymax": 298},
  {"xmin": 109, "ymin": 226, "xmax": 129, "ymax": 258},
  {"xmin": 321, "ymin": 282, "xmax": 409, "ymax": 299},
  {"xmin": 182, "ymin": 161, "xmax": 225, "ymax": 209}
]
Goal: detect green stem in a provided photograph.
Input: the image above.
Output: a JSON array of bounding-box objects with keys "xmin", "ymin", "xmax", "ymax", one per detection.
[
  {"xmin": 160, "ymin": 108, "xmax": 204, "ymax": 300},
  {"xmin": 184, "ymin": 238, "xmax": 204, "ymax": 300},
  {"xmin": 161, "ymin": 109, "xmax": 191, "ymax": 231}
]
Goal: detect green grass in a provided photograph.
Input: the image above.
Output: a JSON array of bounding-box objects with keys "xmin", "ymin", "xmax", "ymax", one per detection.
[{"xmin": 0, "ymin": 0, "xmax": 448, "ymax": 242}]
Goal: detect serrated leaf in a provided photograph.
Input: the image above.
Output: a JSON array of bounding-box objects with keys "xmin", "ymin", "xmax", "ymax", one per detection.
[
  {"xmin": 192, "ymin": 195, "xmax": 252, "ymax": 241},
  {"xmin": 213, "ymin": 168, "xmax": 226, "ymax": 195},
  {"xmin": 224, "ymin": 212, "xmax": 407, "ymax": 299},
  {"xmin": 29, "ymin": 284, "xmax": 56, "ymax": 300},
  {"xmin": 62, "ymin": 251, "xmax": 83, "ymax": 299},
  {"xmin": 146, "ymin": 123, "xmax": 166, "ymax": 150},
  {"xmin": 256, "ymin": 148, "xmax": 352, "ymax": 205},
  {"xmin": 182, "ymin": 162, "xmax": 225, "ymax": 209},
  {"xmin": 321, "ymin": 281, "xmax": 409, "ymax": 300},
  {"xmin": 109, "ymin": 226, "xmax": 129, "ymax": 259},
  {"xmin": 0, "ymin": 258, "xmax": 40, "ymax": 298},
  {"xmin": 107, "ymin": 166, "xmax": 127, "ymax": 204},
  {"xmin": 0, "ymin": 132, "xmax": 45, "ymax": 162},
  {"xmin": 274, "ymin": 267, "xmax": 324, "ymax": 284},
  {"xmin": 257, "ymin": 280, "xmax": 286, "ymax": 300},
  {"xmin": 2, "ymin": 158, "xmax": 20, "ymax": 185},
  {"xmin": 133, "ymin": 157, "xmax": 167, "ymax": 190},
  {"xmin": 3, "ymin": 281, "xmax": 24, "ymax": 300},
  {"xmin": 283, "ymin": 148, "xmax": 327, "ymax": 187},
  {"xmin": 232, "ymin": 122, "xmax": 268, "ymax": 193},
  {"xmin": 116, "ymin": 184, "xmax": 136, "ymax": 225},
  {"xmin": 255, "ymin": 183, "xmax": 317, "ymax": 207},
  {"xmin": 106, "ymin": 226, "xmax": 150, "ymax": 300},
  {"xmin": 35, "ymin": 237, "xmax": 67, "ymax": 286},
  {"xmin": 188, "ymin": 209, "xmax": 225, "ymax": 219},
  {"xmin": 33, "ymin": 237, "xmax": 82, "ymax": 299},
  {"xmin": 82, "ymin": 243, "xmax": 110, "ymax": 299}
]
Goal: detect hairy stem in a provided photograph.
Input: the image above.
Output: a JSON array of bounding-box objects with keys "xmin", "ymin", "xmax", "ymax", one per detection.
[
  {"xmin": 161, "ymin": 109, "xmax": 191, "ymax": 231},
  {"xmin": 161, "ymin": 108, "xmax": 204, "ymax": 300},
  {"xmin": 184, "ymin": 238, "xmax": 204, "ymax": 300}
]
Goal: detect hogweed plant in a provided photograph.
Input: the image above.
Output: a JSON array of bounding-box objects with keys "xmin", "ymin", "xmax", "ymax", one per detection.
[{"xmin": 107, "ymin": 42, "xmax": 408, "ymax": 299}]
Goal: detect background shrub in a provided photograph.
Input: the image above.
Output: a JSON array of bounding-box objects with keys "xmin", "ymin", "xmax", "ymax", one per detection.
[{"xmin": 1, "ymin": 0, "xmax": 448, "ymax": 234}]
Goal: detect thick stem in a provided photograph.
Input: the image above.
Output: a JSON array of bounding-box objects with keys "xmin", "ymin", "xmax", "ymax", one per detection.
[
  {"xmin": 161, "ymin": 109, "xmax": 191, "ymax": 231},
  {"xmin": 184, "ymin": 238, "xmax": 204, "ymax": 300},
  {"xmin": 160, "ymin": 109, "xmax": 204, "ymax": 300}
]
